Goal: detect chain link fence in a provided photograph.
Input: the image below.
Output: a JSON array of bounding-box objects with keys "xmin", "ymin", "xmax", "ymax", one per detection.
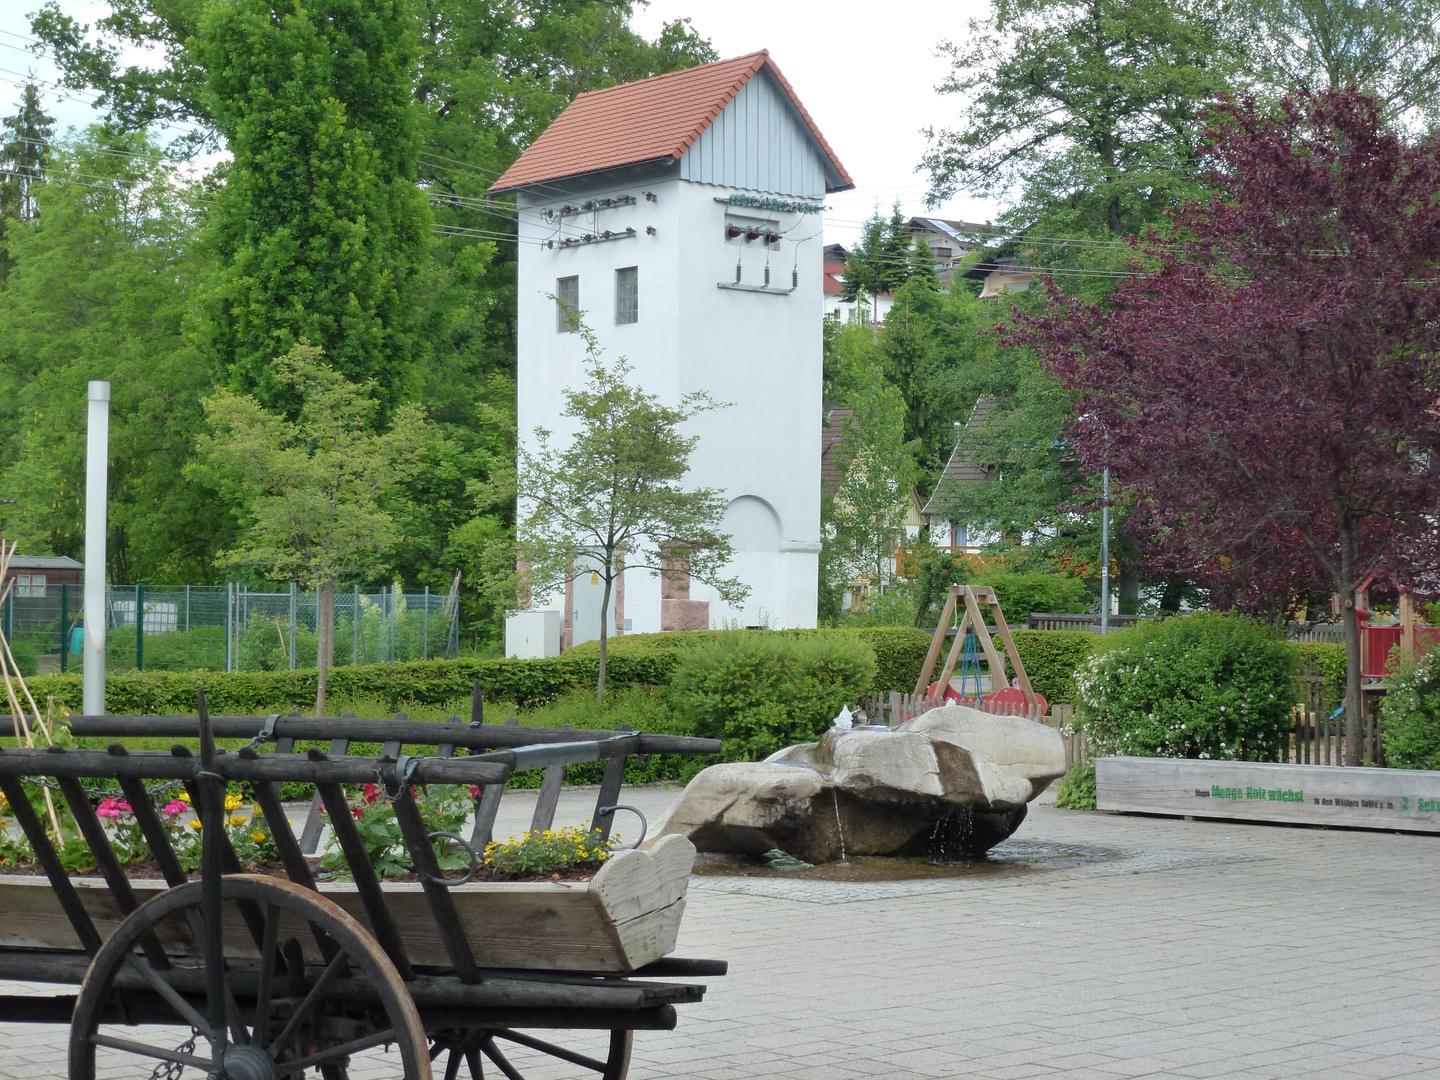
[{"xmin": 5, "ymin": 583, "xmax": 459, "ymax": 674}]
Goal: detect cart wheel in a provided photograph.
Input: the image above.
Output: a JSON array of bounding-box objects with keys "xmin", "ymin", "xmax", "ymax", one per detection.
[
  {"xmin": 432, "ymin": 1028, "xmax": 631, "ymax": 1080},
  {"xmin": 70, "ymin": 875, "xmax": 432, "ymax": 1080}
]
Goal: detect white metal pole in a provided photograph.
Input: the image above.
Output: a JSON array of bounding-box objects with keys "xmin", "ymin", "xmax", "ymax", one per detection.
[
  {"xmin": 83, "ymin": 381, "xmax": 110, "ymax": 715},
  {"xmin": 1100, "ymin": 467, "xmax": 1110, "ymax": 636}
]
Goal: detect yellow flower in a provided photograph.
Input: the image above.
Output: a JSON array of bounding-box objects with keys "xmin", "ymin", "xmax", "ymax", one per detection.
[
  {"xmin": 188, "ymin": 819, "xmax": 203, "ymax": 831},
  {"xmin": 249, "ymin": 830, "xmax": 266, "ymax": 843},
  {"xmin": 227, "ymin": 814, "xmax": 248, "ymax": 827},
  {"xmin": 178, "ymin": 791, "xmax": 191, "ymax": 804},
  {"xmin": 223, "ymin": 794, "xmax": 243, "ymax": 812},
  {"xmin": 250, "ymin": 804, "xmax": 263, "ymax": 817}
]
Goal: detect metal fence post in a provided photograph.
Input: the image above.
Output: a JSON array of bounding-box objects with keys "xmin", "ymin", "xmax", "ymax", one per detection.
[
  {"xmin": 59, "ymin": 582, "xmax": 68, "ymax": 675},
  {"xmin": 135, "ymin": 583, "xmax": 144, "ymax": 672},
  {"xmin": 185, "ymin": 584, "xmax": 190, "ymax": 633},
  {"xmin": 352, "ymin": 585, "xmax": 360, "ymax": 666},
  {"xmin": 288, "ymin": 581, "xmax": 297, "ymax": 671},
  {"xmin": 423, "ymin": 585, "xmax": 429, "ymax": 661},
  {"xmin": 225, "ymin": 583, "xmax": 232, "ymax": 672}
]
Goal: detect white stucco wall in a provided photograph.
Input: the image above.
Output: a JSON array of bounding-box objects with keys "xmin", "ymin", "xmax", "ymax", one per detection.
[{"xmin": 514, "ymin": 174, "xmax": 823, "ymax": 634}]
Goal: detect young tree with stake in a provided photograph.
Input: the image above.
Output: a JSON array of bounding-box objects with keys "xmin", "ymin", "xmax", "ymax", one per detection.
[
  {"xmin": 194, "ymin": 345, "xmax": 428, "ymax": 714},
  {"xmin": 517, "ymin": 329, "xmax": 747, "ymax": 703},
  {"xmin": 1021, "ymin": 91, "xmax": 1440, "ymax": 764}
]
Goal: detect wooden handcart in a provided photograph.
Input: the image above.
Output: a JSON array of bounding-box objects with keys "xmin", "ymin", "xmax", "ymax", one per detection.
[{"xmin": 0, "ymin": 688, "xmax": 724, "ymax": 1079}]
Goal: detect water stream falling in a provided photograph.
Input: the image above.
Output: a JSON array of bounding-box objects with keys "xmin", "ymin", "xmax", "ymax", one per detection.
[
  {"xmin": 929, "ymin": 807, "xmax": 976, "ymax": 864},
  {"xmin": 831, "ymin": 788, "xmax": 848, "ymax": 863}
]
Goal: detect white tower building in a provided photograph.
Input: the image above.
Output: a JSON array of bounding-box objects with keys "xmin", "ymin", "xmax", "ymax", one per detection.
[{"xmin": 494, "ymin": 51, "xmax": 852, "ymax": 651}]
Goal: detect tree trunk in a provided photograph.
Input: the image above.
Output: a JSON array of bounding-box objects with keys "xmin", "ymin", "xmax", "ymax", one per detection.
[
  {"xmin": 596, "ymin": 572, "xmax": 614, "ymax": 707},
  {"xmin": 1339, "ymin": 533, "xmax": 1362, "ymax": 767},
  {"xmin": 316, "ymin": 578, "xmax": 335, "ymax": 717}
]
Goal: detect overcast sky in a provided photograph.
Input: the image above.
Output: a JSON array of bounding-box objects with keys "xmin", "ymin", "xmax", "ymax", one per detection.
[{"xmin": 1, "ymin": 0, "xmax": 1005, "ymax": 246}]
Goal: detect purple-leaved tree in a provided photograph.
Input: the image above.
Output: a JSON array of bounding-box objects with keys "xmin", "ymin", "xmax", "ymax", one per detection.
[{"xmin": 1020, "ymin": 91, "xmax": 1440, "ymax": 764}]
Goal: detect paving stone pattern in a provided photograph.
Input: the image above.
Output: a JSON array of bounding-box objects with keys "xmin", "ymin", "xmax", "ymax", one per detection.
[{"xmin": 0, "ymin": 789, "xmax": 1436, "ymax": 1078}]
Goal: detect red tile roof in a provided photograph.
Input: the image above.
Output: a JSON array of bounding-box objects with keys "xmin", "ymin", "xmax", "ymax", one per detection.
[{"xmin": 490, "ymin": 50, "xmax": 852, "ymax": 194}]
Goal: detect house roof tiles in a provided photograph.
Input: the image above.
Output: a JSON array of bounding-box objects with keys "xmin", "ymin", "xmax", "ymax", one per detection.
[{"xmin": 490, "ymin": 51, "xmax": 852, "ymax": 194}]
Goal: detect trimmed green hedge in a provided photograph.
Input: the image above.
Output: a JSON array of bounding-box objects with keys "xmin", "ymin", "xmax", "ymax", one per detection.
[
  {"xmin": 995, "ymin": 630, "xmax": 1098, "ymax": 706},
  {"xmin": 569, "ymin": 627, "xmax": 930, "ymax": 695},
  {"xmin": 39, "ymin": 628, "xmax": 1348, "ymax": 722},
  {"xmin": 31, "ymin": 654, "xmax": 680, "ymax": 716}
]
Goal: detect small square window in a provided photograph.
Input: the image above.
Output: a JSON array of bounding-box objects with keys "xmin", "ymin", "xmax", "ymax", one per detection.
[
  {"xmin": 615, "ymin": 266, "xmax": 638, "ymax": 325},
  {"xmin": 556, "ymin": 276, "xmax": 580, "ymax": 333}
]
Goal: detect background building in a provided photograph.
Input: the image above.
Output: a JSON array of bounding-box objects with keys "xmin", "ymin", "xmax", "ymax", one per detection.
[{"xmin": 494, "ymin": 51, "xmax": 853, "ymax": 651}]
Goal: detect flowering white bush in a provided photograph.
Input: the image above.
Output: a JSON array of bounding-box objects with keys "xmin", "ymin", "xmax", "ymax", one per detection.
[{"xmin": 1076, "ymin": 614, "xmax": 1294, "ymax": 760}]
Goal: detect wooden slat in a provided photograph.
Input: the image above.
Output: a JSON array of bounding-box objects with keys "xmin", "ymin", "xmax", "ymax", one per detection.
[
  {"xmin": 591, "ymin": 726, "xmax": 631, "ymax": 842},
  {"xmin": 300, "ymin": 719, "xmax": 352, "ymax": 854},
  {"xmin": 912, "ymin": 587, "xmax": 959, "ymax": 697},
  {"xmin": 0, "ymin": 774, "xmax": 102, "ymax": 954},
  {"xmin": 530, "ymin": 725, "xmax": 571, "ymax": 834},
  {"xmin": 314, "ymin": 772, "xmax": 414, "ymax": 980}
]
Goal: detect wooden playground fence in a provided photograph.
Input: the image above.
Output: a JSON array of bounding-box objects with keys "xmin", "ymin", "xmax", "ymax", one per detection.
[
  {"xmin": 860, "ymin": 692, "xmax": 1090, "ymax": 771},
  {"xmin": 862, "ymin": 685, "xmax": 1386, "ymax": 770}
]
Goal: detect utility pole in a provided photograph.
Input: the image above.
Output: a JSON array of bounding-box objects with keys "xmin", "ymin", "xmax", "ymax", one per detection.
[
  {"xmin": 1100, "ymin": 466, "xmax": 1110, "ymax": 636},
  {"xmin": 83, "ymin": 381, "xmax": 110, "ymax": 714}
]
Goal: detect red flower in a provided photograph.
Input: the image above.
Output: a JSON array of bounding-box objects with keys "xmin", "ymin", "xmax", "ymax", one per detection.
[
  {"xmin": 361, "ymin": 783, "xmax": 380, "ymax": 805},
  {"xmin": 469, "ymin": 785, "xmax": 483, "ymax": 800},
  {"xmin": 351, "ymin": 806, "xmax": 364, "ymax": 819}
]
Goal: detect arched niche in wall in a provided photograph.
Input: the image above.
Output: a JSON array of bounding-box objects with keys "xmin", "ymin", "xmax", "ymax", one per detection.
[
  {"xmin": 715, "ymin": 495, "xmax": 783, "ymax": 627},
  {"xmin": 721, "ymin": 494, "xmax": 784, "ymax": 553}
]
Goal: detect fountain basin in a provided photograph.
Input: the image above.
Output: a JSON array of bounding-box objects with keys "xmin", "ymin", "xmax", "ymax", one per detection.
[{"xmin": 649, "ymin": 705, "xmax": 1066, "ymax": 863}]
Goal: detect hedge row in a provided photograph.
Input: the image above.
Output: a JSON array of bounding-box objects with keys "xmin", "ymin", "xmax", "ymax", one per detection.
[
  {"xmin": 30, "ymin": 654, "xmax": 681, "ymax": 716},
  {"xmin": 569, "ymin": 627, "xmax": 932, "ymax": 698},
  {"xmin": 35, "ymin": 629, "xmax": 1349, "ymax": 719}
]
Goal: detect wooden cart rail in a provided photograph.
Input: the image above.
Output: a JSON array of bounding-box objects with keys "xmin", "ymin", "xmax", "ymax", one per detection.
[
  {"xmin": 64, "ymin": 681, "xmax": 722, "ymax": 852},
  {"xmin": 0, "ymin": 690, "xmax": 724, "ymax": 1079}
]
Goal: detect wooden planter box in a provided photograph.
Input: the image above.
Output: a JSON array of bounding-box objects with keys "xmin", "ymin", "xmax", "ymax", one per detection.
[
  {"xmin": 0, "ymin": 835, "xmax": 696, "ymax": 973},
  {"xmin": 1097, "ymin": 757, "xmax": 1440, "ymax": 834}
]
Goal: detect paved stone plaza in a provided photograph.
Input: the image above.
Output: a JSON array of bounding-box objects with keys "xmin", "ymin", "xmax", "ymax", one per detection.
[{"xmin": 0, "ymin": 788, "xmax": 1435, "ymax": 1078}]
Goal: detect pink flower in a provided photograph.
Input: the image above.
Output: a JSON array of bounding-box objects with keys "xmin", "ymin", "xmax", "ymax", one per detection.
[
  {"xmin": 96, "ymin": 798, "xmax": 130, "ymax": 820},
  {"xmin": 469, "ymin": 785, "xmax": 483, "ymax": 800},
  {"xmin": 161, "ymin": 801, "xmax": 186, "ymax": 817}
]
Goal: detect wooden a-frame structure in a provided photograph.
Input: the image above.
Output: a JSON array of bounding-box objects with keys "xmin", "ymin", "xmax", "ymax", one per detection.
[{"xmin": 912, "ymin": 584, "xmax": 1040, "ymax": 707}]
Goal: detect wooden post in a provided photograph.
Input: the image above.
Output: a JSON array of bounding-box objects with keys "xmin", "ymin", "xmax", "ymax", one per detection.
[
  {"xmin": 1401, "ymin": 591, "xmax": 1416, "ymax": 663},
  {"xmin": 912, "ymin": 586, "xmax": 960, "ymax": 697}
]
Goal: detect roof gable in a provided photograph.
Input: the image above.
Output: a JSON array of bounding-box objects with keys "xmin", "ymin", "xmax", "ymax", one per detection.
[{"xmin": 490, "ymin": 51, "xmax": 852, "ymax": 195}]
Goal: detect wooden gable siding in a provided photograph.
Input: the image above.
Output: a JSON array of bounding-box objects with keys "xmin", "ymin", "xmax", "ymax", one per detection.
[{"xmin": 680, "ymin": 67, "xmax": 828, "ymax": 199}]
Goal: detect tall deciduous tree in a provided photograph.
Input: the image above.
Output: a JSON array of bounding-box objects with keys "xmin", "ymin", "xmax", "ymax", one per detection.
[
  {"xmin": 1020, "ymin": 91, "xmax": 1440, "ymax": 765},
  {"xmin": 195, "ymin": 346, "xmax": 427, "ymax": 714},
  {"xmin": 0, "ymin": 131, "xmax": 220, "ymax": 583},
  {"xmin": 194, "ymin": 0, "xmax": 431, "ymax": 411},
  {"xmin": 1240, "ymin": 0, "xmax": 1440, "ymax": 124},
  {"xmin": 517, "ymin": 331, "xmax": 746, "ymax": 703},
  {"xmin": 923, "ymin": 0, "xmax": 1241, "ymax": 236}
]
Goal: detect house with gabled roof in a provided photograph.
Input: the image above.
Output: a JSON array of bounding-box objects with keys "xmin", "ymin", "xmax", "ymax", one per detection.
[
  {"xmin": 923, "ymin": 395, "xmax": 1002, "ymax": 551},
  {"xmin": 492, "ymin": 52, "xmax": 853, "ymax": 651}
]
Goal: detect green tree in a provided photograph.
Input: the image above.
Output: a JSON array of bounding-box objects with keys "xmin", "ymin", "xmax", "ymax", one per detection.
[
  {"xmin": 923, "ymin": 0, "xmax": 1241, "ymax": 237},
  {"xmin": 1240, "ymin": 0, "xmax": 1440, "ymax": 123},
  {"xmin": 820, "ymin": 352, "xmax": 920, "ymax": 622},
  {"xmin": 517, "ymin": 329, "xmax": 747, "ymax": 703},
  {"xmin": 877, "ymin": 278, "xmax": 986, "ymax": 480},
  {"xmin": 194, "ymin": 345, "xmax": 428, "ymax": 713},
  {"xmin": 0, "ymin": 130, "xmax": 221, "ymax": 583},
  {"xmin": 842, "ymin": 205, "xmax": 937, "ymax": 306},
  {"xmin": 0, "ymin": 85, "xmax": 54, "ymax": 282},
  {"xmin": 193, "ymin": 0, "xmax": 432, "ymax": 412}
]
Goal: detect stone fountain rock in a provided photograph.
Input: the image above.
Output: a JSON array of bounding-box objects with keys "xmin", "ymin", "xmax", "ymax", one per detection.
[{"xmin": 648, "ymin": 705, "xmax": 1067, "ymax": 863}]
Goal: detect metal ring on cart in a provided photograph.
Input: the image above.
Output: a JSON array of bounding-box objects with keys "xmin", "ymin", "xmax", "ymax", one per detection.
[
  {"xmin": 425, "ymin": 830, "xmax": 480, "ymax": 886},
  {"xmin": 597, "ymin": 804, "xmax": 647, "ymax": 849}
]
